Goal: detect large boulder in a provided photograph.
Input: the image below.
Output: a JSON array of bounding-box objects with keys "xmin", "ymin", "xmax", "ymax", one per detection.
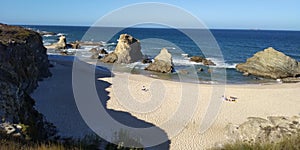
[
  {"xmin": 236, "ymin": 47, "xmax": 300, "ymax": 79},
  {"xmin": 45, "ymin": 35, "xmax": 67, "ymax": 49},
  {"xmin": 101, "ymin": 34, "xmax": 143, "ymax": 63},
  {"xmin": 145, "ymin": 48, "xmax": 174, "ymax": 73},
  {"xmin": 225, "ymin": 115, "xmax": 300, "ymax": 144}
]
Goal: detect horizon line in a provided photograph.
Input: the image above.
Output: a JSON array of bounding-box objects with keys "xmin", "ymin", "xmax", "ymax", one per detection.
[{"xmin": 7, "ymin": 23, "xmax": 300, "ymax": 32}]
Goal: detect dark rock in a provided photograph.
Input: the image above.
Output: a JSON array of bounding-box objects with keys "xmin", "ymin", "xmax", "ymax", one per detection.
[
  {"xmin": 190, "ymin": 56, "xmax": 216, "ymax": 66},
  {"xmin": 99, "ymin": 49, "xmax": 108, "ymax": 54},
  {"xmin": 142, "ymin": 58, "xmax": 152, "ymax": 64},
  {"xmin": 145, "ymin": 48, "xmax": 174, "ymax": 73},
  {"xmin": 203, "ymin": 59, "xmax": 216, "ymax": 66},
  {"xmin": 198, "ymin": 68, "xmax": 204, "ymax": 72},
  {"xmin": 100, "ymin": 52, "xmax": 118, "ymax": 63},
  {"xmin": 190, "ymin": 56, "xmax": 204, "ymax": 63},
  {"xmin": 0, "ymin": 23, "xmax": 56, "ymax": 140},
  {"xmin": 236, "ymin": 47, "xmax": 300, "ymax": 79},
  {"xmin": 67, "ymin": 41, "xmax": 80, "ymax": 49},
  {"xmin": 90, "ymin": 48, "xmax": 108, "ymax": 59}
]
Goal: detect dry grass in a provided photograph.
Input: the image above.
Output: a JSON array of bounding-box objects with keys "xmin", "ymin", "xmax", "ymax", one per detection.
[
  {"xmin": 0, "ymin": 139, "xmax": 78, "ymax": 150},
  {"xmin": 212, "ymin": 133, "xmax": 300, "ymax": 150}
]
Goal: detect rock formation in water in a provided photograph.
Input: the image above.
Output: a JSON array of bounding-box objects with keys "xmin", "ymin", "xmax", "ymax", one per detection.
[
  {"xmin": 145, "ymin": 48, "xmax": 174, "ymax": 73},
  {"xmin": 190, "ymin": 56, "xmax": 216, "ymax": 66},
  {"xmin": 45, "ymin": 35, "xmax": 67, "ymax": 49},
  {"xmin": 101, "ymin": 34, "xmax": 143, "ymax": 63},
  {"xmin": 225, "ymin": 115, "xmax": 300, "ymax": 144},
  {"xmin": 0, "ymin": 23, "xmax": 56, "ymax": 140},
  {"xmin": 236, "ymin": 47, "xmax": 300, "ymax": 79}
]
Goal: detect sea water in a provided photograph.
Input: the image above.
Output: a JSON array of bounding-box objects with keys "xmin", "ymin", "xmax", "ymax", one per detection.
[{"xmin": 23, "ymin": 25, "xmax": 300, "ymax": 84}]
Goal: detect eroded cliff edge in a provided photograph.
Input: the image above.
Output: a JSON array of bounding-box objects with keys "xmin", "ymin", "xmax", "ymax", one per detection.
[{"xmin": 0, "ymin": 23, "xmax": 55, "ymax": 140}]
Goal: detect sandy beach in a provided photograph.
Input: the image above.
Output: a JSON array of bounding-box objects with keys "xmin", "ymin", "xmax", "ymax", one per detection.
[{"xmin": 32, "ymin": 59, "xmax": 300, "ymax": 150}]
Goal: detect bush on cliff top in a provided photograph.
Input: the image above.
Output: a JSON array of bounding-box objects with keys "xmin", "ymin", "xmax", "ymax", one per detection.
[{"xmin": 0, "ymin": 24, "xmax": 34, "ymax": 45}]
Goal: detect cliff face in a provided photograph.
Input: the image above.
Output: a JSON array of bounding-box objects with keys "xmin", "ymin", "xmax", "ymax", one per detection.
[{"xmin": 0, "ymin": 24, "xmax": 55, "ymax": 140}]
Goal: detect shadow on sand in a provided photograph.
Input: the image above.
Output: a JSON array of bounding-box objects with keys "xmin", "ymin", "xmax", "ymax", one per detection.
[{"xmin": 32, "ymin": 55, "xmax": 170, "ymax": 150}]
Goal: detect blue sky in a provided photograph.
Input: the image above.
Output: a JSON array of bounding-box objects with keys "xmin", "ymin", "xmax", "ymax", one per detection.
[{"xmin": 1, "ymin": 0, "xmax": 299, "ymax": 30}]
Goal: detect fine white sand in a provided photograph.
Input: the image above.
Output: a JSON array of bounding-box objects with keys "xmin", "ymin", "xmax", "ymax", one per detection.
[{"xmin": 32, "ymin": 60, "xmax": 300, "ymax": 150}]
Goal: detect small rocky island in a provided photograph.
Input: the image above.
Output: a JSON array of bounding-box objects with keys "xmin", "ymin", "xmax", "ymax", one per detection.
[
  {"xmin": 236, "ymin": 47, "xmax": 300, "ymax": 82},
  {"xmin": 145, "ymin": 48, "xmax": 174, "ymax": 73},
  {"xmin": 101, "ymin": 34, "xmax": 143, "ymax": 64}
]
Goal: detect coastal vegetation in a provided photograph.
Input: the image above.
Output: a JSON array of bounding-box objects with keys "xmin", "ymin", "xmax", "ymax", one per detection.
[{"xmin": 213, "ymin": 133, "xmax": 300, "ymax": 150}]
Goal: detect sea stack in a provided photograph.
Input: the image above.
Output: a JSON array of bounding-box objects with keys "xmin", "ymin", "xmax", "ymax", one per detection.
[
  {"xmin": 45, "ymin": 35, "xmax": 67, "ymax": 49},
  {"xmin": 236, "ymin": 47, "xmax": 300, "ymax": 79},
  {"xmin": 145, "ymin": 48, "xmax": 174, "ymax": 73},
  {"xmin": 101, "ymin": 34, "xmax": 143, "ymax": 63}
]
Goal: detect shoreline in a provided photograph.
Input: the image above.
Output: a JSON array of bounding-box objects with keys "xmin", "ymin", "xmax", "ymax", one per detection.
[
  {"xmin": 32, "ymin": 58, "xmax": 300, "ymax": 149},
  {"xmin": 48, "ymin": 54, "xmax": 285, "ymax": 86}
]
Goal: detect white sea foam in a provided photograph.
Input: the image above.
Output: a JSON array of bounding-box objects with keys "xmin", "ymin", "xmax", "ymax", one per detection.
[
  {"xmin": 151, "ymin": 47, "xmax": 176, "ymax": 50},
  {"xmin": 126, "ymin": 62, "xmax": 148, "ymax": 69},
  {"xmin": 43, "ymin": 34, "xmax": 54, "ymax": 37},
  {"xmin": 43, "ymin": 42, "xmax": 51, "ymax": 46},
  {"xmin": 173, "ymin": 58, "xmax": 199, "ymax": 66},
  {"xmin": 206, "ymin": 57, "xmax": 237, "ymax": 68},
  {"xmin": 57, "ymin": 33, "xmax": 66, "ymax": 36},
  {"xmin": 172, "ymin": 56, "xmax": 237, "ymax": 69},
  {"xmin": 181, "ymin": 53, "xmax": 189, "ymax": 57}
]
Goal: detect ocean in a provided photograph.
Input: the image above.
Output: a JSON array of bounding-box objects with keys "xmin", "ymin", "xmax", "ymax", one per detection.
[{"xmin": 23, "ymin": 25, "xmax": 300, "ymax": 84}]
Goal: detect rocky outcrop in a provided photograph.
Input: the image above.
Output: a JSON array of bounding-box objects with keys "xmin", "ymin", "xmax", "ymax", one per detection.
[
  {"xmin": 100, "ymin": 52, "xmax": 118, "ymax": 63},
  {"xmin": 101, "ymin": 34, "xmax": 143, "ymax": 63},
  {"xmin": 236, "ymin": 47, "xmax": 300, "ymax": 79},
  {"xmin": 145, "ymin": 48, "xmax": 174, "ymax": 73},
  {"xmin": 190, "ymin": 56, "xmax": 204, "ymax": 63},
  {"xmin": 190, "ymin": 56, "xmax": 216, "ymax": 66},
  {"xmin": 0, "ymin": 24, "xmax": 56, "ymax": 140},
  {"xmin": 45, "ymin": 35, "xmax": 67, "ymax": 49},
  {"xmin": 90, "ymin": 48, "xmax": 108, "ymax": 59},
  {"xmin": 67, "ymin": 41, "xmax": 80, "ymax": 49},
  {"xmin": 225, "ymin": 115, "xmax": 300, "ymax": 144}
]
